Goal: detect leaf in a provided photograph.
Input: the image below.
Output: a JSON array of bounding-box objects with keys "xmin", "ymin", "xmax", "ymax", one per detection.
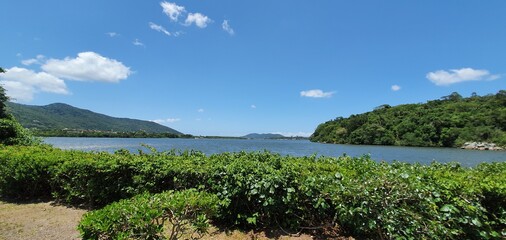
[{"xmin": 440, "ymin": 204, "xmax": 455, "ymax": 213}]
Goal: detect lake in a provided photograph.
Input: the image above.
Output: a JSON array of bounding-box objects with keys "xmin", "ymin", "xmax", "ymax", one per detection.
[{"xmin": 43, "ymin": 137, "xmax": 506, "ymax": 167}]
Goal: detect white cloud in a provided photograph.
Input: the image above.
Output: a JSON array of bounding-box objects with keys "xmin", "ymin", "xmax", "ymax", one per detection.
[
  {"xmin": 222, "ymin": 20, "xmax": 235, "ymax": 35},
  {"xmin": 197, "ymin": 108, "xmax": 204, "ymax": 113},
  {"xmin": 391, "ymin": 85, "xmax": 401, "ymax": 91},
  {"xmin": 185, "ymin": 13, "xmax": 211, "ymax": 28},
  {"xmin": 106, "ymin": 32, "xmax": 119, "ymax": 37},
  {"xmin": 0, "ymin": 81, "xmax": 34, "ymax": 102},
  {"xmin": 161, "ymin": 1, "xmax": 185, "ymax": 21},
  {"xmin": 21, "ymin": 59, "xmax": 39, "ymax": 66},
  {"xmin": 41, "ymin": 52, "xmax": 132, "ymax": 83},
  {"xmin": 149, "ymin": 22, "xmax": 172, "ymax": 36},
  {"xmin": 21, "ymin": 55, "xmax": 45, "ymax": 66},
  {"xmin": 300, "ymin": 89, "xmax": 334, "ymax": 98},
  {"xmin": 133, "ymin": 39, "xmax": 145, "ymax": 47},
  {"xmin": 426, "ymin": 68, "xmax": 500, "ymax": 86},
  {"xmin": 0, "ymin": 67, "xmax": 69, "ymax": 102},
  {"xmin": 152, "ymin": 118, "xmax": 181, "ymax": 124}
]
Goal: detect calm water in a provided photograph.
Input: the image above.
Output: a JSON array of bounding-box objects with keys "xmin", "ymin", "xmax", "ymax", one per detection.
[{"xmin": 43, "ymin": 137, "xmax": 506, "ymax": 167}]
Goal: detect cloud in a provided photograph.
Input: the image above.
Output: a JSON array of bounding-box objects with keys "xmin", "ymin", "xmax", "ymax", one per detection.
[
  {"xmin": 21, "ymin": 55, "xmax": 45, "ymax": 66},
  {"xmin": 152, "ymin": 118, "xmax": 181, "ymax": 124},
  {"xmin": 133, "ymin": 39, "xmax": 145, "ymax": 47},
  {"xmin": 149, "ymin": 22, "xmax": 172, "ymax": 36},
  {"xmin": 391, "ymin": 85, "xmax": 401, "ymax": 91},
  {"xmin": 300, "ymin": 89, "xmax": 334, "ymax": 98},
  {"xmin": 185, "ymin": 13, "xmax": 211, "ymax": 28},
  {"xmin": 41, "ymin": 52, "xmax": 132, "ymax": 83},
  {"xmin": 0, "ymin": 67, "xmax": 69, "ymax": 102},
  {"xmin": 426, "ymin": 68, "xmax": 500, "ymax": 86},
  {"xmin": 106, "ymin": 32, "xmax": 119, "ymax": 37},
  {"xmin": 222, "ymin": 20, "xmax": 235, "ymax": 35},
  {"xmin": 161, "ymin": 1, "xmax": 185, "ymax": 21},
  {"xmin": 251, "ymin": 104, "xmax": 256, "ymax": 109},
  {"xmin": 197, "ymin": 108, "xmax": 204, "ymax": 113}
]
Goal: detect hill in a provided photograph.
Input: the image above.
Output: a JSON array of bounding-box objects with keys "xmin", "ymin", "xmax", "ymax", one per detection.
[
  {"xmin": 242, "ymin": 133, "xmax": 285, "ymax": 139},
  {"xmin": 310, "ymin": 91, "xmax": 506, "ymax": 147},
  {"xmin": 6, "ymin": 102, "xmax": 182, "ymax": 135}
]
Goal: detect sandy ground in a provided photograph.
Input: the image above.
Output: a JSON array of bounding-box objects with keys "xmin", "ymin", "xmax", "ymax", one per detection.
[
  {"xmin": 0, "ymin": 201, "xmax": 352, "ymax": 240},
  {"xmin": 0, "ymin": 201, "xmax": 86, "ymax": 240}
]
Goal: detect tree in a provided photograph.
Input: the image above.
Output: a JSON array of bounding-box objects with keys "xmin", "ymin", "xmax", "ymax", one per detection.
[
  {"xmin": 0, "ymin": 68, "xmax": 8, "ymax": 118},
  {"xmin": 0, "ymin": 67, "xmax": 39, "ymax": 145}
]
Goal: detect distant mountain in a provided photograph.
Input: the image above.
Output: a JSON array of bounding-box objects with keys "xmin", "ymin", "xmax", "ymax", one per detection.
[
  {"xmin": 6, "ymin": 102, "xmax": 182, "ymax": 134},
  {"xmin": 242, "ymin": 133, "xmax": 285, "ymax": 139}
]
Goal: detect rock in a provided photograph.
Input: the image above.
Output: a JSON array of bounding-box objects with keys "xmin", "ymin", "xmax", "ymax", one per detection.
[{"xmin": 461, "ymin": 142, "xmax": 504, "ymax": 151}]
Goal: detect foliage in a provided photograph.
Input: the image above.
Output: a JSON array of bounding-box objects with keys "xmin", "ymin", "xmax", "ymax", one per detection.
[
  {"xmin": 310, "ymin": 91, "xmax": 506, "ymax": 147},
  {"xmin": 0, "ymin": 118, "xmax": 40, "ymax": 146},
  {"xmin": 0, "ymin": 76, "xmax": 40, "ymax": 146},
  {"xmin": 32, "ymin": 129, "xmax": 191, "ymax": 138},
  {"xmin": 6, "ymin": 102, "xmax": 182, "ymax": 135},
  {"xmin": 0, "ymin": 145, "xmax": 61, "ymax": 198},
  {"xmin": 0, "ymin": 84, "xmax": 9, "ymax": 119},
  {"xmin": 0, "ymin": 145, "xmax": 505, "ymax": 239},
  {"xmin": 78, "ymin": 189, "xmax": 220, "ymax": 240}
]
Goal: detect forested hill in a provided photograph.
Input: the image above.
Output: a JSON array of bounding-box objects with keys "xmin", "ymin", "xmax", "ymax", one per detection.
[
  {"xmin": 242, "ymin": 133, "xmax": 285, "ymax": 139},
  {"xmin": 6, "ymin": 102, "xmax": 182, "ymax": 135},
  {"xmin": 310, "ymin": 91, "xmax": 506, "ymax": 147}
]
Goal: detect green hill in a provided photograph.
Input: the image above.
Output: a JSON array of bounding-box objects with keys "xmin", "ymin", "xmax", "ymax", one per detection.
[
  {"xmin": 310, "ymin": 91, "xmax": 506, "ymax": 147},
  {"xmin": 242, "ymin": 133, "xmax": 285, "ymax": 139},
  {"xmin": 6, "ymin": 102, "xmax": 182, "ymax": 135}
]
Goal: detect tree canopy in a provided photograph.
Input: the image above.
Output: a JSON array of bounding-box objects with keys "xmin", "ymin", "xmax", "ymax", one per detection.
[
  {"xmin": 0, "ymin": 67, "xmax": 38, "ymax": 145},
  {"xmin": 310, "ymin": 91, "xmax": 506, "ymax": 147}
]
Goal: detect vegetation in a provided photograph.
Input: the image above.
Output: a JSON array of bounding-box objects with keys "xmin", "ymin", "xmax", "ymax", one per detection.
[
  {"xmin": 32, "ymin": 129, "xmax": 193, "ymax": 138},
  {"xmin": 242, "ymin": 133, "xmax": 285, "ymax": 139},
  {"xmin": 6, "ymin": 102, "xmax": 182, "ymax": 135},
  {"xmin": 78, "ymin": 189, "xmax": 220, "ymax": 240},
  {"xmin": 0, "ymin": 145, "xmax": 504, "ymax": 239},
  {"xmin": 310, "ymin": 91, "xmax": 506, "ymax": 147},
  {"xmin": 0, "ymin": 69, "xmax": 39, "ymax": 146}
]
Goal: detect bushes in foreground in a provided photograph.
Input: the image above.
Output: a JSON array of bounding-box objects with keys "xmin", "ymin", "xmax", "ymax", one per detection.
[
  {"xmin": 0, "ymin": 145, "xmax": 505, "ymax": 239},
  {"xmin": 78, "ymin": 189, "xmax": 220, "ymax": 240}
]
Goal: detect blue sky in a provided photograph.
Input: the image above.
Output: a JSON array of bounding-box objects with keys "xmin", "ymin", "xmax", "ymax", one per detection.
[{"xmin": 1, "ymin": 1, "xmax": 505, "ymax": 136}]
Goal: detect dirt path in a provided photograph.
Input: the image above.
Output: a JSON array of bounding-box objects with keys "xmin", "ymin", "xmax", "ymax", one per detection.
[
  {"xmin": 0, "ymin": 201, "xmax": 350, "ymax": 240},
  {"xmin": 0, "ymin": 201, "xmax": 86, "ymax": 240}
]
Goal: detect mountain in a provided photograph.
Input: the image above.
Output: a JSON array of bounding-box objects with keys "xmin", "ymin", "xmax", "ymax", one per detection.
[
  {"xmin": 242, "ymin": 133, "xmax": 285, "ymax": 139},
  {"xmin": 310, "ymin": 91, "xmax": 506, "ymax": 147},
  {"xmin": 6, "ymin": 102, "xmax": 182, "ymax": 134}
]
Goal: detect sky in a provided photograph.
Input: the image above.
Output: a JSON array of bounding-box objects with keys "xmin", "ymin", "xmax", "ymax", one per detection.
[{"xmin": 1, "ymin": 1, "xmax": 505, "ymax": 137}]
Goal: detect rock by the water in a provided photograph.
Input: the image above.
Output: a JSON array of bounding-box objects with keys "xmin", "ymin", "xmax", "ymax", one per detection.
[{"xmin": 461, "ymin": 142, "xmax": 504, "ymax": 151}]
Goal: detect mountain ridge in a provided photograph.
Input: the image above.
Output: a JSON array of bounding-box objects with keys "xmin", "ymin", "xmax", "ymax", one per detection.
[
  {"xmin": 242, "ymin": 133, "xmax": 285, "ymax": 139},
  {"xmin": 7, "ymin": 102, "xmax": 182, "ymax": 134}
]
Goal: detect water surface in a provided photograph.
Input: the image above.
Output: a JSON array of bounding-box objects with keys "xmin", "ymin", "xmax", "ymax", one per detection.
[{"xmin": 44, "ymin": 137, "xmax": 506, "ymax": 167}]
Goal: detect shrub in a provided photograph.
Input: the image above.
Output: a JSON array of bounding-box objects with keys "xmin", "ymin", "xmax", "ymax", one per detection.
[
  {"xmin": 78, "ymin": 189, "xmax": 220, "ymax": 240},
  {"xmin": 0, "ymin": 145, "xmax": 62, "ymax": 199},
  {"xmin": 0, "ymin": 145, "xmax": 505, "ymax": 239},
  {"xmin": 0, "ymin": 118, "xmax": 39, "ymax": 146}
]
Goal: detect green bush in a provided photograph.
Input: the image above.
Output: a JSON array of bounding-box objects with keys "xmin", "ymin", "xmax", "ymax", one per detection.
[
  {"xmin": 0, "ymin": 145, "xmax": 505, "ymax": 239},
  {"xmin": 0, "ymin": 118, "xmax": 39, "ymax": 146},
  {"xmin": 0, "ymin": 145, "xmax": 62, "ymax": 199},
  {"xmin": 78, "ymin": 189, "xmax": 220, "ymax": 240}
]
